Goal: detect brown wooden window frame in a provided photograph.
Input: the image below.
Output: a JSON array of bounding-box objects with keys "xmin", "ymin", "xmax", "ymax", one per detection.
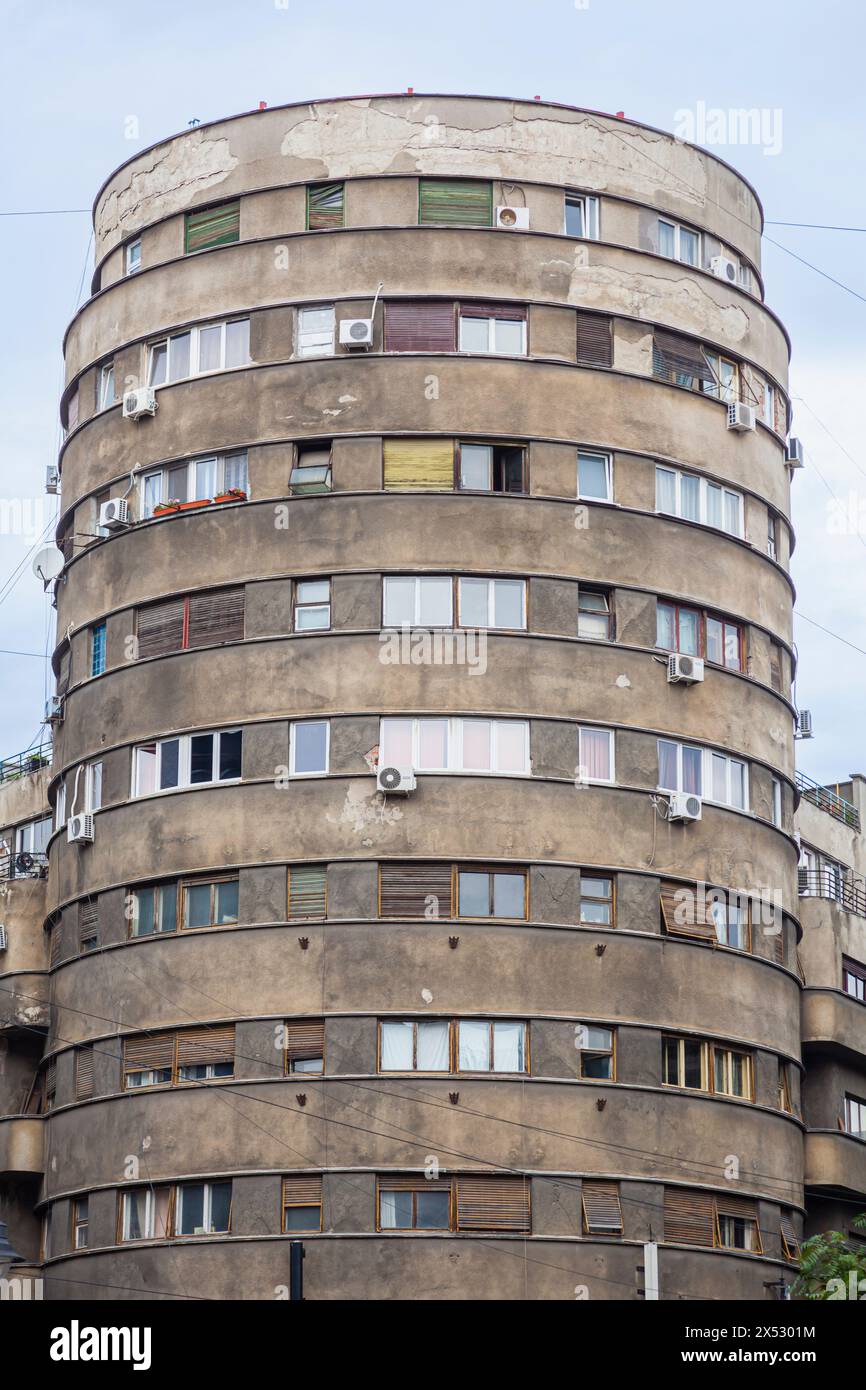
[
  {"xmin": 577, "ymin": 1024, "xmax": 616, "ymax": 1080},
  {"xmin": 376, "ymin": 1176, "xmax": 454, "ymax": 1231},
  {"xmin": 378, "ymin": 1018, "xmax": 453, "ymax": 1073},
  {"xmin": 455, "ymin": 440, "xmax": 527, "ymax": 494},
  {"xmin": 843, "ymin": 956, "xmax": 866, "ymax": 1003},
  {"xmin": 780, "ymin": 1214, "xmax": 801, "ymax": 1261},
  {"xmin": 283, "ymin": 1019, "xmax": 325, "ymax": 1075},
  {"xmin": 455, "ymin": 1019, "xmax": 529, "ymax": 1075},
  {"xmin": 656, "ymin": 600, "xmax": 744, "ymax": 672},
  {"xmin": 71, "ymin": 1197, "xmax": 89, "ymax": 1250},
  {"xmin": 578, "ymin": 874, "xmax": 615, "ymax": 926},
  {"xmin": 662, "ymin": 1034, "xmax": 754, "ymax": 1100},
  {"xmin": 663, "ymin": 1187, "xmax": 763, "ymax": 1254},
  {"xmin": 282, "ymin": 1175, "xmax": 324, "ymax": 1232},
  {"xmin": 581, "ymin": 1180, "xmax": 623, "ymax": 1235},
  {"xmin": 135, "ymin": 588, "xmax": 245, "ymax": 659},
  {"xmin": 660, "ymin": 881, "xmax": 751, "ymax": 950},
  {"xmin": 456, "ymin": 866, "xmax": 528, "ymax": 921},
  {"xmin": 122, "ymin": 1025, "xmax": 235, "ymax": 1090},
  {"xmin": 118, "ymin": 1181, "xmax": 233, "ymax": 1242}
]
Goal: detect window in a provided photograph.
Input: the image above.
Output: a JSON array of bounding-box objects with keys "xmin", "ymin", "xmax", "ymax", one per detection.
[
  {"xmin": 657, "ymin": 740, "xmax": 748, "ymax": 810},
  {"xmin": 665, "ymin": 1189, "xmax": 762, "ymax": 1251},
  {"xmin": 579, "ymin": 875, "xmax": 614, "ymax": 925},
  {"xmin": 98, "ymin": 362, "xmax": 115, "ymax": 410},
  {"xmin": 658, "ymin": 217, "xmax": 700, "ymax": 265},
  {"xmin": 66, "ymin": 389, "xmax": 79, "ymax": 433},
  {"xmin": 129, "ymin": 882, "xmax": 177, "ymax": 937},
  {"xmin": 383, "ymin": 576, "xmax": 453, "ymax": 628},
  {"xmin": 141, "ymin": 451, "xmax": 248, "ymax": 516},
  {"xmin": 90, "ymin": 622, "xmax": 106, "ymax": 676},
  {"xmin": 383, "ymin": 437, "xmax": 453, "ymax": 490},
  {"xmin": 378, "ymin": 1179, "xmax": 452, "ymax": 1231},
  {"xmin": 123, "ymin": 1025, "xmax": 235, "ymax": 1089},
  {"xmin": 778, "ymin": 1060, "xmax": 794, "ymax": 1114},
  {"xmin": 296, "ymin": 305, "xmax": 335, "ymax": 358},
  {"xmin": 458, "ymin": 303, "xmax": 526, "ymax": 355},
  {"xmin": 79, "ymin": 898, "xmax": 99, "ymax": 953},
  {"xmin": 55, "ymin": 782, "xmax": 66, "ymax": 831},
  {"xmin": 771, "ymin": 777, "xmax": 782, "ymax": 828},
  {"xmin": 289, "ymin": 720, "xmax": 329, "ymax": 775},
  {"xmin": 655, "ymin": 465, "xmax": 743, "ymax": 537},
  {"xmin": 306, "ymin": 182, "xmax": 344, "ymax": 230},
  {"xmin": 577, "ymin": 1025, "xmax": 615, "ymax": 1079},
  {"xmin": 379, "ymin": 863, "xmax": 454, "ymax": 918},
  {"xmin": 377, "ymin": 1175, "xmax": 530, "ymax": 1233},
  {"xmin": 577, "ymin": 589, "xmax": 612, "ymax": 640},
  {"xmin": 125, "ymin": 238, "xmax": 141, "ymax": 274},
  {"xmin": 15, "ymin": 814, "xmax": 52, "ymax": 856},
  {"xmin": 656, "ymin": 602, "xmax": 744, "ymax": 671},
  {"xmin": 564, "ymin": 193, "xmax": 599, "ymax": 239},
  {"xmin": 185, "ymin": 200, "xmax": 240, "ymax": 253},
  {"xmin": 577, "ymin": 450, "xmax": 612, "ymax": 501},
  {"xmin": 576, "ymin": 312, "xmax": 612, "ymax": 367},
  {"xmin": 457, "ymin": 442, "xmax": 525, "ymax": 493},
  {"xmin": 378, "ymin": 717, "xmax": 530, "ymax": 775},
  {"xmin": 781, "ymin": 1215, "xmax": 801, "ymax": 1262},
  {"xmin": 384, "ymin": 301, "xmax": 457, "ymax": 353},
  {"xmin": 457, "ymin": 868, "xmax": 527, "ymax": 919},
  {"xmin": 290, "ymin": 444, "xmax": 332, "ymax": 495},
  {"xmin": 380, "ymin": 1020, "xmax": 450, "ymax": 1072},
  {"xmin": 136, "ymin": 589, "xmax": 245, "ymax": 658},
  {"xmin": 577, "ymin": 727, "xmax": 615, "ymax": 784},
  {"xmin": 843, "ymin": 957, "xmax": 866, "ymax": 1003},
  {"xmin": 717, "ymin": 1207, "xmax": 762, "ymax": 1253},
  {"xmin": 75, "ymin": 1046, "xmax": 94, "ymax": 1102},
  {"xmin": 294, "ymin": 580, "xmax": 331, "ymax": 631},
  {"xmin": 457, "ymin": 577, "xmax": 526, "ymax": 629},
  {"xmin": 707, "ymin": 890, "xmax": 751, "ymax": 950},
  {"xmin": 121, "ymin": 1187, "xmax": 172, "ymax": 1242},
  {"xmin": 582, "ymin": 1181, "xmax": 623, "ymax": 1235},
  {"xmin": 84, "ymin": 761, "xmax": 102, "ymax": 813},
  {"xmin": 283, "ymin": 1020, "xmax": 325, "ymax": 1074},
  {"xmin": 282, "ymin": 1176, "xmax": 323, "ymax": 1232},
  {"xmin": 845, "ymin": 1094, "xmax": 866, "ymax": 1141},
  {"xmin": 767, "ymin": 511, "xmax": 778, "ymax": 560},
  {"xmin": 288, "ymin": 867, "xmax": 327, "ymax": 920},
  {"xmin": 663, "ymin": 1036, "xmax": 753, "ymax": 1099},
  {"xmin": 132, "ymin": 730, "xmax": 243, "ymax": 796},
  {"xmin": 177, "ymin": 1181, "xmax": 232, "ymax": 1236},
  {"xmin": 72, "ymin": 1197, "xmax": 89, "ymax": 1250},
  {"xmin": 652, "ymin": 329, "xmax": 717, "ymax": 392},
  {"xmin": 418, "ymin": 179, "xmax": 493, "ymax": 226},
  {"xmin": 457, "ymin": 1020, "xmax": 527, "ymax": 1073},
  {"xmin": 713, "ymin": 1046, "xmax": 753, "ymax": 1099},
  {"xmin": 147, "ymin": 318, "xmax": 250, "ymax": 386},
  {"xmin": 182, "ymin": 878, "xmax": 239, "ymax": 930},
  {"xmin": 702, "ymin": 352, "xmax": 739, "ymax": 404}
]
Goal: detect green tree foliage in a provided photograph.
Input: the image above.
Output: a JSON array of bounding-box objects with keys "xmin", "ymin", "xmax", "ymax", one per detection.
[{"xmin": 792, "ymin": 1214, "xmax": 866, "ymax": 1299}]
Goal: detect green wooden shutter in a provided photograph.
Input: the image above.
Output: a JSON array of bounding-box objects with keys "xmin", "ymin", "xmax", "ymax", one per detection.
[
  {"xmin": 419, "ymin": 180, "xmax": 493, "ymax": 227},
  {"xmin": 307, "ymin": 183, "xmax": 345, "ymax": 230},
  {"xmin": 288, "ymin": 867, "xmax": 328, "ymax": 919},
  {"xmin": 185, "ymin": 201, "xmax": 240, "ymax": 253}
]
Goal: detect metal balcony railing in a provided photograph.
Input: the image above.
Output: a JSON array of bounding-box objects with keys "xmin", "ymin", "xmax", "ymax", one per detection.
[
  {"xmin": 798, "ymin": 868, "xmax": 866, "ymax": 917},
  {"xmin": 795, "ymin": 770, "xmax": 861, "ymax": 831},
  {"xmin": 0, "ymin": 747, "xmax": 51, "ymax": 786},
  {"xmin": 0, "ymin": 851, "xmax": 48, "ymax": 882}
]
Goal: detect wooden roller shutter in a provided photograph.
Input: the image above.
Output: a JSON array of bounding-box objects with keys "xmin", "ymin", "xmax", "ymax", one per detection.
[
  {"xmin": 123, "ymin": 1031, "xmax": 175, "ymax": 1080},
  {"xmin": 576, "ymin": 312, "xmax": 613, "ymax": 367},
  {"xmin": 185, "ymin": 200, "xmax": 240, "ymax": 253},
  {"xmin": 382, "ymin": 439, "xmax": 454, "ymax": 491},
  {"xmin": 136, "ymin": 597, "xmax": 185, "ymax": 659},
  {"xmin": 283, "ymin": 1174, "xmax": 323, "ymax": 1205},
  {"xmin": 75, "ymin": 1046, "xmax": 94, "ymax": 1101},
  {"xmin": 652, "ymin": 329, "xmax": 716, "ymax": 386},
  {"xmin": 283, "ymin": 1020, "xmax": 325, "ymax": 1063},
  {"xmin": 57, "ymin": 648, "xmax": 70, "ymax": 694},
  {"xmin": 186, "ymin": 588, "xmax": 245, "ymax": 648},
  {"xmin": 660, "ymin": 882, "xmax": 716, "ymax": 942},
  {"xmin": 175, "ymin": 1024, "xmax": 235, "ymax": 1072},
  {"xmin": 664, "ymin": 1188, "xmax": 716, "ymax": 1247},
  {"xmin": 780, "ymin": 1215, "xmax": 800, "ymax": 1261},
  {"xmin": 307, "ymin": 182, "xmax": 345, "ymax": 230},
  {"xmin": 418, "ymin": 179, "xmax": 493, "ymax": 227},
  {"xmin": 288, "ymin": 866, "xmax": 327, "ymax": 919},
  {"xmin": 379, "ymin": 863, "xmax": 454, "ymax": 917},
  {"xmin": 715, "ymin": 1192, "xmax": 763, "ymax": 1253},
  {"xmin": 48, "ymin": 921, "xmax": 63, "ymax": 967},
  {"xmin": 377, "ymin": 1174, "xmax": 452, "ymax": 1192},
  {"xmin": 78, "ymin": 898, "xmax": 98, "ymax": 951},
  {"xmin": 459, "ymin": 300, "xmax": 527, "ymax": 321},
  {"xmin": 773, "ymin": 928, "xmax": 785, "ymax": 965},
  {"xmin": 43, "ymin": 1057, "xmax": 57, "ymax": 1113},
  {"xmin": 581, "ymin": 1180, "xmax": 624, "ymax": 1235},
  {"xmin": 383, "ymin": 301, "xmax": 456, "ymax": 353},
  {"xmin": 456, "ymin": 1175, "xmax": 531, "ymax": 1232}
]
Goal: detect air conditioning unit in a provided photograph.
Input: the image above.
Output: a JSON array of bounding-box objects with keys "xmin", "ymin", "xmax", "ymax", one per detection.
[
  {"xmin": 122, "ymin": 387, "xmax": 157, "ymax": 420},
  {"xmin": 667, "ymin": 792, "xmax": 702, "ymax": 823},
  {"xmin": 67, "ymin": 813, "xmax": 94, "ymax": 845},
  {"xmin": 795, "ymin": 709, "xmax": 814, "ymax": 740},
  {"xmin": 495, "ymin": 205, "xmax": 530, "ymax": 230},
  {"xmin": 710, "ymin": 255, "xmax": 738, "ymax": 284},
  {"xmin": 727, "ymin": 402, "xmax": 756, "ymax": 432},
  {"xmin": 45, "ymin": 466, "xmax": 60, "ymax": 495},
  {"xmin": 98, "ymin": 498, "xmax": 130, "ymax": 531},
  {"xmin": 667, "ymin": 654, "xmax": 705, "ymax": 685},
  {"xmin": 787, "ymin": 437, "xmax": 805, "ymax": 468},
  {"xmin": 339, "ymin": 318, "xmax": 374, "ymax": 349},
  {"xmin": 377, "ymin": 765, "xmax": 417, "ymax": 796},
  {"xmin": 0, "ymin": 925, "xmax": 7, "ymax": 952},
  {"xmin": 44, "ymin": 695, "xmax": 63, "ymax": 725}
]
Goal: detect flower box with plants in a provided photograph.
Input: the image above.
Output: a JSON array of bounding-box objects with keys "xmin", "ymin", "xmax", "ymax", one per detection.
[{"xmin": 213, "ymin": 488, "xmax": 247, "ymax": 504}]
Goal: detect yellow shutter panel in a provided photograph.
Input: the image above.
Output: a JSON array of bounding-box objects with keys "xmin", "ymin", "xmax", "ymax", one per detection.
[{"xmin": 383, "ymin": 439, "xmax": 454, "ymax": 491}]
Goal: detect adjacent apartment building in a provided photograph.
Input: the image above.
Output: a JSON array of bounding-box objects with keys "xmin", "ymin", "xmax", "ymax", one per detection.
[{"xmin": 0, "ymin": 93, "xmax": 862, "ymax": 1300}]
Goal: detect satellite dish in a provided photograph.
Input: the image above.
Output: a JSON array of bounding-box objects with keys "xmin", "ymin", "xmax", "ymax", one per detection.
[{"xmin": 32, "ymin": 547, "xmax": 64, "ymax": 587}]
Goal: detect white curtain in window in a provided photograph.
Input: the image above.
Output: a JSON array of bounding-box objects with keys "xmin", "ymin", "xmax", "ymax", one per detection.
[
  {"xmin": 580, "ymin": 728, "xmax": 611, "ymax": 781},
  {"xmin": 381, "ymin": 1022, "xmax": 414, "ymax": 1070},
  {"xmin": 492, "ymin": 1022, "xmax": 524, "ymax": 1072},
  {"xmin": 416, "ymin": 1021, "xmax": 449, "ymax": 1070},
  {"xmin": 458, "ymin": 1021, "xmax": 490, "ymax": 1070}
]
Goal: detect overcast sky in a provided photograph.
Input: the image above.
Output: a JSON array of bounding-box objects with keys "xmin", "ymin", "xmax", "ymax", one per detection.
[{"xmin": 0, "ymin": 0, "xmax": 863, "ymax": 784}]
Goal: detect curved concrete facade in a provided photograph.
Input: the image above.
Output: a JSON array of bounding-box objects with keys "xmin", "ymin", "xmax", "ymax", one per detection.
[{"xmin": 39, "ymin": 95, "xmax": 804, "ymax": 1299}]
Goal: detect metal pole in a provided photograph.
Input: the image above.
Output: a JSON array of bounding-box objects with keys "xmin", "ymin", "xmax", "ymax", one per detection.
[{"xmin": 290, "ymin": 1240, "xmax": 305, "ymax": 1301}]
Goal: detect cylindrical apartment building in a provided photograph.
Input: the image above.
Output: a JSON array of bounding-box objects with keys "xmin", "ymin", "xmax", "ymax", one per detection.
[{"xmin": 40, "ymin": 94, "xmax": 804, "ymax": 1300}]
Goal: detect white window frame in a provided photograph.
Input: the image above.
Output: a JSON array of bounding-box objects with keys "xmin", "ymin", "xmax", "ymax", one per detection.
[
  {"xmin": 702, "ymin": 352, "xmax": 739, "ymax": 404},
  {"xmin": 98, "ymin": 362, "xmax": 115, "ymax": 411},
  {"xmin": 457, "ymin": 577, "xmax": 526, "ymax": 630},
  {"xmin": 657, "ymin": 739, "xmax": 749, "ymax": 810},
  {"xmin": 564, "ymin": 193, "xmax": 600, "ymax": 240},
  {"xmin": 382, "ymin": 576, "xmax": 454, "ymax": 628},
  {"xmin": 121, "ymin": 1187, "xmax": 167, "ymax": 1242},
  {"xmin": 655, "ymin": 465, "xmax": 744, "ymax": 538},
  {"xmin": 84, "ymin": 761, "xmax": 103, "ymax": 813},
  {"xmin": 55, "ymin": 783, "xmax": 67, "ymax": 831},
  {"xmin": 771, "ymin": 777, "xmax": 782, "ymax": 828},
  {"xmin": 458, "ymin": 312, "xmax": 527, "ymax": 356},
  {"xmin": 763, "ymin": 381, "xmax": 775, "ymax": 428},
  {"xmin": 147, "ymin": 318, "xmax": 250, "ymax": 387},
  {"xmin": 577, "ymin": 450, "xmax": 613, "ymax": 502},
  {"xmin": 125, "ymin": 239, "xmax": 141, "ymax": 275},
  {"xmin": 293, "ymin": 580, "xmax": 331, "ymax": 631},
  {"xmin": 296, "ymin": 304, "xmax": 336, "ymax": 358},
  {"xmin": 131, "ymin": 730, "xmax": 242, "ymax": 797},
  {"xmin": 378, "ymin": 717, "xmax": 531, "ymax": 776},
  {"xmin": 141, "ymin": 451, "xmax": 248, "ymax": 516},
  {"xmin": 577, "ymin": 726, "xmax": 616, "ymax": 785},
  {"xmin": 289, "ymin": 720, "xmax": 330, "ymax": 777},
  {"xmin": 658, "ymin": 217, "xmax": 701, "ymax": 265}
]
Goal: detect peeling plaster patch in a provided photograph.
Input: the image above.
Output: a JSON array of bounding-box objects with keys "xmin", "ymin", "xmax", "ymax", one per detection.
[
  {"xmin": 96, "ymin": 135, "xmax": 239, "ymax": 244},
  {"xmin": 328, "ymin": 783, "xmax": 404, "ymax": 835},
  {"xmin": 615, "ymin": 674, "xmax": 632, "ymax": 689},
  {"xmin": 337, "ymin": 394, "xmax": 357, "ymax": 404},
  {"xmin": 421, "ymin": 989, "xmax": 434, "ymax": 1004},
  {"xmin": 322, "ymin": 408, "xmax": 343, "ymax": 417},
  {"xmin": 565, "ymin": 260, "xmax": 751, "ymax": 342}
]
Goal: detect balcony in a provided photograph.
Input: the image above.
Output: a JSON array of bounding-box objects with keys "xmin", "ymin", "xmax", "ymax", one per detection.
[
  {"xmin": 0, "ymin": 746, "xmax": 51, "ymax": 786},
  {"xmin": 798, "ymin": 868, "xmax": 866, "ymax": 917},
  {"xmin": 802, "ymin": 988, "xmax": 866, "ymax": 1064},
  {"xmin": 796, "ymin": 770, "xmax": 861, "ymax": 831},
  {"xmin": 0, "ymin": 1116, "xmax": 44, "ymax": 1178},
  {"xmin": 0, "ymin": 850, "xmax": 48, "ymax": 883},
  {"xmin": 805, "ymin": 1130, "xmax": 866, "ymax": 1200}
]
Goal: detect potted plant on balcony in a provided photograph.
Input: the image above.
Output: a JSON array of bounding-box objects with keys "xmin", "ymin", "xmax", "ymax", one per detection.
[
  {"xmin": 213, "ymin": 487, "xmax": 248, "ymax": 504},
  {"xmin": 153, "ymin": 499, "xmax": 183, "ymax": 517},
  {"xmin": 177, "ymin": 498, "xmax": 213, "ymax": 511}
]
